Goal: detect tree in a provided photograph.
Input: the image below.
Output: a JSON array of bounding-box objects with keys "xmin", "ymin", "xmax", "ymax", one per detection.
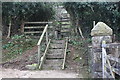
[
  {"xmin": 63, "ymin": 2, "xmax": 120, "ymax": 40},
  {"xmin": 2, "ymin": 2, "xmax": 55, "ymax": 37}
]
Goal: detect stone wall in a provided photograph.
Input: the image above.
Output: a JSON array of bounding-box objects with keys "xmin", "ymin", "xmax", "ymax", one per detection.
[{"xmin": 89, "ymin": 22, "xmax": 113, "ymax": 78}]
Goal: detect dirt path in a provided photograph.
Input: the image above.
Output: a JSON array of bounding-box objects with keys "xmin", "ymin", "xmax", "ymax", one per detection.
[{"xmin": 0, "ymin": 67, "xmax": 82, "ymax": 78}]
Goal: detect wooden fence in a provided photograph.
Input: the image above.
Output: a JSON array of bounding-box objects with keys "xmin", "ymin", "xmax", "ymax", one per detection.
[
  {"xmin": 23, "ymin": 22, "xmax": 52, "ymax": 37},
  {"xmin": 102, "ymin": 41, "xmax": 120, "ymax": 78}
]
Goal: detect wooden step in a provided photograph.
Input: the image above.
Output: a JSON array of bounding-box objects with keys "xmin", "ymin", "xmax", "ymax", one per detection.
[
  {"xmin": 24, "ymin": 31, "xmax": 42, "ymax": 34},
  {"xmin": 45, "ymin": 59, "xmax": 63, "ymax": 65},
  {"xmin": 51, "ymin": 40, "xmax": 65, "ymax": 44},
  {"xmin": 42, "ymin": 65, "xmax": 62, "ymax": 70},
  {"xmin": 61, "ymin": 29, "xmax": 70, "ymax": 32},
  {"xmin": 59, "ymin": 19, "xmax": 70, "ymax": 22},
  {"xmin": 50, "ymin": 44, "xmax": 65, "ymax": 49},
  {"xmin": 49, "ymin": 49, "xmax": 64, "ymax": 54},
  {"xmin": 46, "ymin": 53, "xmax": 64, "ymax": 59},
  {"xmin": 61, "ymin": 17, "xmax": 70, "ymax": 19},
  {"xmin": 61, "ymin": 24, "xmax": 70, "ymax": 26},
  {"xmin": 43, "ymin": 59, "xmax": 63, "ymax": 70}
]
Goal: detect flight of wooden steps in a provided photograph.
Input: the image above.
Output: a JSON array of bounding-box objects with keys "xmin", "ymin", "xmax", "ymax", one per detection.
[
  {"xmin": 59, "ymin": 17, "xmax": 71, "ymax": 37},
  {"xmin": 42, "ymin": 39, "xmax": 65, "ymax": 70}
]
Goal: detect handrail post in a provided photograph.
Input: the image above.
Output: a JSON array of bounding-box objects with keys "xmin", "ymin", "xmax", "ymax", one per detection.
[
  {"xmin": 62, "ymin": 38, "xmax": 68, "ymax": 69},
  {"xmin": 46, "ymin": 28, "xmax": 48, "ymax": 44},
  {"xmin": 38, "ymin": 45, "xmax": 41, "ymax": 66}
]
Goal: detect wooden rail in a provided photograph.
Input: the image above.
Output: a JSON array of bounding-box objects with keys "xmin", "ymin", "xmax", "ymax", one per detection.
[
  {"xmin": 37, "ymin": 24, "xmax": 48, "ymax": 66},
  {"xmin": 24, "ymin": 22, "xmax": 52, "ymax": 24},
  {"xmin": 23, "ymin": 22, "xmax": 52, "ymax": 36},
  {"xmin": 102, "ymin": 41, "xmax": 120, "ymax": 78},
  {"xmin": 39, "ymin": 39, "xmax": 51, "ymax": 69},
  {"xmin": 62, "ymin": 38, "xmax": 68, "ymax": 69}
]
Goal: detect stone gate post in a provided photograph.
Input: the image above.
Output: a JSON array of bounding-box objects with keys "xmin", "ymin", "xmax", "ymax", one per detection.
[{"xmin": 90, "ymin": 22, "xmax": 113, "ymax": 78}]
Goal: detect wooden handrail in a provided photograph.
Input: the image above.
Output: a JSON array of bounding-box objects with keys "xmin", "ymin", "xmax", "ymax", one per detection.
[
  {"xmin": 39, "ymin": 39, "xmax": 51, "ymax": 69},
  {"xmin": 37, "ymin": 24, "xmax": 48, "ymax": 66},
  {"xmin": 62, "ymin": 38, "xmax": 68, "ymax": 69},
  {"xmin": 37, "ymin": 24, "xmax": 48, "ymax": 46}
]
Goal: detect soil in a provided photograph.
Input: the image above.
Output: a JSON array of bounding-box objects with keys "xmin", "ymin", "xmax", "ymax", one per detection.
[
  {"xmin": 1, "ymin": 46, "xmax": 38, "ymax": 70},
  {"xmin": 66, "ymin": 44, "xmax": 89, "ymax": 78},
  {"xmin": 1, "ymin": 39, "xmax": 89, "ymax": 78},
  {"xmin": 1, "ymin": 68, "xmax": 80, "ymax": 78}
]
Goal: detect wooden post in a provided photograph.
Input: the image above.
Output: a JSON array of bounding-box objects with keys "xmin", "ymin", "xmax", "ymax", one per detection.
[
  {"xmin": 93, "ymin": 21, "xmax": 95, "ymax": 28},
  {"xmin": 102, "ymin": 40, "xmax": 106, "ymax": 78},
  {"xmin": 7, "ymin": 21, "xmax": 12, "ymax": 38},
  {"xmin": 21, "ymin": 22, "xmax": 24, "ymax": 33},
  {"xmin": 62, "ymin": 38, "xmax": 68, "ymax": 69},
  {"xmin": 102, "ymin": 47, "xmax": 105, "ymax": 78},
  {"xmin": 38, "ymin": 46, "xmax": 41, "ymax": 65},
  {"xmin": 46, "ymin": 28, "xmax": 48, "ymax": 44}
]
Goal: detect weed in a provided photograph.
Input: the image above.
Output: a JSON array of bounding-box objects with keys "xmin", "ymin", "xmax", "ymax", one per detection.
[{"xmin": 2, "ymin": 34, "xmax": 37, "ymax": 62}]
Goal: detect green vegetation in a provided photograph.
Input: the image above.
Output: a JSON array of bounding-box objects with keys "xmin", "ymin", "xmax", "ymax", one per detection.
[
  {"xmin": 2, "ymin": 2, "xmax": 55, "ymax": 36},
  {"xmin": 63, "ymin": 2, "xmax": 120, "ymax": 40},
  {"xmin": 2, "ymin": 35, "xmax": 37, "ymax": 62}
]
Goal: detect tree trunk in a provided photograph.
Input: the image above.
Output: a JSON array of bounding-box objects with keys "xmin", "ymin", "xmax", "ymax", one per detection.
[
  {"xmin": 76, "ymin": 19, "xmax": 85, "ymax": 39},
  {"xmin": 78, "ymin": 27, "xmax": 85, "ymax": 39},
  {"xmin": 6, "ymin": 21, "xmax": 11, "ymax": 38}
]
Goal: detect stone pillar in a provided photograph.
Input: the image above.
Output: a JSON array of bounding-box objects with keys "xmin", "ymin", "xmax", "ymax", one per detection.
[{"xmin": 90, "ymin": 22, "xmax": 113, "ymax": 78}]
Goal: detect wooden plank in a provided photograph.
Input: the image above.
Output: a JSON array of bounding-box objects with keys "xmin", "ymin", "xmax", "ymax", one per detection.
[
  {"xmin": 104, "ymin": 71, "xmax": 113, "ymax": 78},
  {"xmin": 24, "ymin": 31, "xmax": 42, "ymax": 34},
  {"xmin": 112, "ymin": 67, "xmax": 120, "ymax": 76},
  {"xmin": 39, "ymin": 39, "xmax": 51, "ymax": 69},
  {"xmin": 107, "ymin": 55, "xmax": 120, "ymax": 63},
  {"xmin": 62, "ymin": 38, "xmax": 68, "ymax": 69},
  {"xmin": 102, "ymin": 47, "xmax": 107, "ymax": 78},
  {"xmin": 61, "ymin": 29, "xmax": 69, "ymax": 32},
  {"xmin": 61, "ymin": 24, "xmax": 70, "ymax": 26},
  {"xmin": 102, "ymin": 43, "xmax": 115, "ymax": 78},
  {"xmin": 37, "ymin": 24, "xmax": 48, "ymax": 46},
  {"xmin": 24, "ymin": 26, "xmax": 45, "ymax": 29},
  {"xmin": 106, "ymin": 55, "xmax": 115, "ymax": 78},
  {"xmin": 106, "ymin": 43, "xmax": 120, "ymax": 48},
  {"xmin": 105, "ymin": 64, "xmax": 120, "ymax": 76},
  {"xmin": 58, "ymin": 19, "xmax": 70, "ymax": 22},
  {"xmin": 24, "ymin": 22, "xmax": 52, "ymax": 24}
]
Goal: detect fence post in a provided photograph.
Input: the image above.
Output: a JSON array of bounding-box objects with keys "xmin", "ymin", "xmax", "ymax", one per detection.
[{"xmin": 90, "ymin": 22, "xmax": 113, "ymax": 78}]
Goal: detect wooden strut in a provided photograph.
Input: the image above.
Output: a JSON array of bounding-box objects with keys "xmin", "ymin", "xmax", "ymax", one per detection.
[{"xmin": 62, "ymin": 38, "xmax": 68, "ymax": 69}]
